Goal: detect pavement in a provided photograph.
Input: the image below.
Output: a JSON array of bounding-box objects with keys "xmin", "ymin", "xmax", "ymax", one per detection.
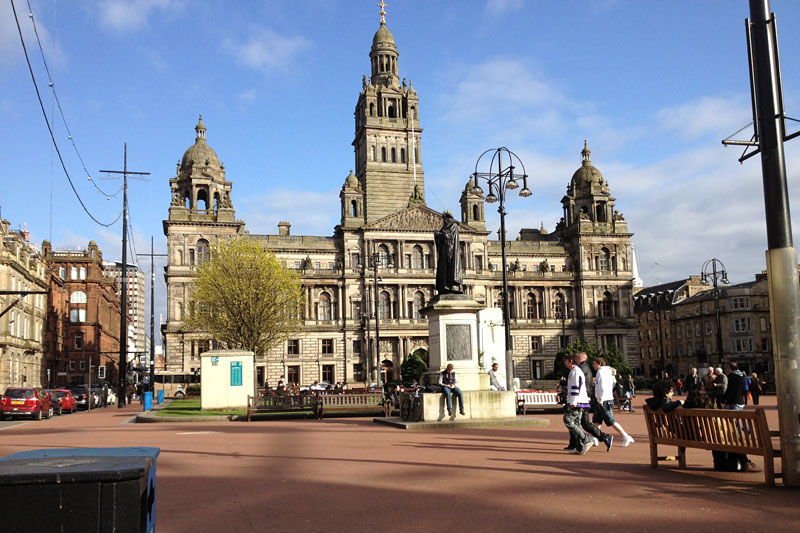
[{"xmin": 0, "ymin": 395, "xmax": 797, "ymax": 532}]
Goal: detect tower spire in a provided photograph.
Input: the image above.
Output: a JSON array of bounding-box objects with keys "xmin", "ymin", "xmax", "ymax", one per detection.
[{"xmin": 378, "ymin": 0, "xmax": 387, "ymax": 25}]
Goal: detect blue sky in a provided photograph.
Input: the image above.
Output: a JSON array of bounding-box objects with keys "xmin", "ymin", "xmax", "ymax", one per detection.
[{"xmin": 2, "ymin": 0, "xmax": 800, "ymax": 341}]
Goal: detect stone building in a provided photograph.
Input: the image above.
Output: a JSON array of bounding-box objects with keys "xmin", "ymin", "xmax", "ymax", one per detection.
[
  {"xmin": 634, "ymin": 273, "xmax": 774, "ymax": 382},
  {"xmin": 0, "ymin": 220, "xmax": 48, "ymax": 391},
  {"xmin": 162, "ymin": 16, "xmax": 637, "ymax": 386},
  {"xmin": 103, "ymin": 261, "xmax": 147, "ymax": 358},
  {"xmin": 41, "ymin": 241, "xmax": 122, "ymax": 387}
]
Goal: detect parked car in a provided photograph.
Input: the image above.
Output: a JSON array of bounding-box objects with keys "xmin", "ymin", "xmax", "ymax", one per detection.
[
  {"xmin": 68, "ymin": 386, "xmax": 95, "ymax": 410},
  {"xmin": 0, "ymin": 387, "xmax": 54, "ymax": 420},
  {"xmin": 46, "ymin": 389, "xmax": 77, "ymax": 414},
  {"xmin": 48, "ymin": 392, "xmax": 63, "ymax": 416}
]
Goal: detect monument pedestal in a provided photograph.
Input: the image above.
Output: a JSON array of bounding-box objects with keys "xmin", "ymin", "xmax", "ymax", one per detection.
[{"xmin": 419, "ymin": 294, "xmax": 516, "ymax": 420}]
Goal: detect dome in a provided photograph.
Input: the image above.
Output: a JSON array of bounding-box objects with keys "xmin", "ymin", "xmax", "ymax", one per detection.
[
  {"xmin": 570, "ymin": 141, "xmax": 604, "ymax": 188},
  {"xmin": 372, "ymin": 23, "xmax": 397, "ymax": 51},
  {"xmin": 180, "ymin": 115, "xmax": 221, "ymax": 172},
  {"xmin": 344, "ymin": 169, "xmax": 359, "ymax": 188}
]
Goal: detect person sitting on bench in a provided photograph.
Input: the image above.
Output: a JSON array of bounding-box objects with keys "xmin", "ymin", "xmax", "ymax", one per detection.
[{"xmin": 439, "ymin": 364, "xmax": 465, "ymax": 416}]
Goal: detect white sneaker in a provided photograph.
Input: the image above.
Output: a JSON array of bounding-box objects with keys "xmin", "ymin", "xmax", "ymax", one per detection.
[
  {"xmin": 621, "ymin": 435, "xmax": 635, "ymax": 447},
  {"xmin": 592, "ymin": 437, "xmax": 600, "ymax": 447}
]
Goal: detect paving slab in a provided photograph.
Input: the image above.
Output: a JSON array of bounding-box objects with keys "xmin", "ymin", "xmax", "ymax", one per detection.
[{"xmin": 0, "ymin": 396, "xmax": 797, "ymax": 533}]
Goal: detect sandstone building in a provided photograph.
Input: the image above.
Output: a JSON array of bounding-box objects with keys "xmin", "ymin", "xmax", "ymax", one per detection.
[
  {"xmin": 162, "ymin": 16, "xmax": 637, "ymax": 386},
  {"xmin": 0, "ymin": 220, "xmax": 48, "ymax": 391}
]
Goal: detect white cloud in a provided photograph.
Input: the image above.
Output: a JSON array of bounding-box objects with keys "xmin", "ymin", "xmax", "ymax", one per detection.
[
  {"xmin": 237, "ymin": 88, "xmax": 257, "ymax": 105},
  {"xmin": 0, "ymin": 1, "xmax": 66, "ymax": 77},
  {"xmin": 656, "ymin": 95, "xmax": 750, "ymax": 142},
  {"xmin": 484, "ymin": 0, "xmax": 524, "ymax": 16},
  {"xmin": 238, "ymin": 189, "xmax": 340, "ymax": 238},
  {"xmin": 96, "ymin": 0, "xmax": 185, "ymax": 32},
  {"xmin": 225, "ymin": 28, "xmax": 312, "ymax": 74}
]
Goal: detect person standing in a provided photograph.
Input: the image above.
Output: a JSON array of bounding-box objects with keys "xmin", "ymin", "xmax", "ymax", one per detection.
[
  {"xmin": 724, "ymin": 362, "xmax": 745, "ymax": 411},
  {"xmin": 488, "ymin": 363, "xmax": 506, "ymax": 391},
  {"xmin": 439, "ymin": 364, "xmax": 465, "ymax": 416},
  {"xmin": 592, "ymin": 358, "xmax": 634, "ymax": 447},
  {"xmin": 563, "ymin": 355, "xmax": 593, "ymax": 455},
  {"xmin": 742, "ymin": 372, "xmax": 751, "ymax": 406},
  {"xmin": 713, "ymin": 367, "xmax": 728, "ymax": 409},
  {"xmin": 685, "ymin": 367, "xmax": 702, "ymax": 391},
  {"xmin": 750, "ymin": 373, "xmax": 762, "ymax": 405},
  {"xmin": 626, "ymin": 374, "xmax": 635, "ymax": 398},
  {"xmin": 702, "ymin": 367, "xmax": 716, "ymax": 399}
]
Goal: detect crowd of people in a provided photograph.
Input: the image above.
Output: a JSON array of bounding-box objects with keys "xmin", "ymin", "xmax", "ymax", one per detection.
[{"xmin": 645, "ymin": 362, "xmax": 762, "ymax": 473}]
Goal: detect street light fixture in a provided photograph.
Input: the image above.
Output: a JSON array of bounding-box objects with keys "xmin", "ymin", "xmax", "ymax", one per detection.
[
  {"xmin": 472, "ymin": 147, "xmax": 532, "ymax": 391},
  {"xmin": 701, "ymin": 258, "xmax": 729, "ymax": 368},
  {"xmin": 359, "ymin": 251, "xmax": 384, "ymax": 390}
]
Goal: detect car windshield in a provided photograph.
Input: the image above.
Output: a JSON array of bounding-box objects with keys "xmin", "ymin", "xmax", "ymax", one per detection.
[
  {"xmin": 49, "ymin": 391, "xmax": 68, "ymax": 398},
  {"xmin": 5, "ymin": 389, "xmax": 34, "ymax": 398}
]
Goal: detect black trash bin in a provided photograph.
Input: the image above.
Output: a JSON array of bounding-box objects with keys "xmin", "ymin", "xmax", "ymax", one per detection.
[{"xmin": 0, "ymin": 447, "xmax": 159, "ymax": 532}]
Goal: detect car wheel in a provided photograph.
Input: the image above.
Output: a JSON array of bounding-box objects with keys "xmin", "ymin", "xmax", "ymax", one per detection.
[
  {"xmin": 35, "ymin": 409, "xmax": 42, "ymax": 421},
  {"xmin": 72, "ymin": 405, "xmax": 77, "ymax": 414},
  {"xmin": 175, "ymin": 391, "xmax": 185, "ymax": 399},
  {"xmin": 46, "ymin": 407, "xmax": 54, "ymax": 419}
]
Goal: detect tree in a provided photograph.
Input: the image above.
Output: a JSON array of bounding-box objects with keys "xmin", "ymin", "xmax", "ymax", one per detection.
[
  {"xmin": 546, "ymin": 339, "xmax": 632, "ymax": 379},
  {"xmin": 401, "ymin": 352, "xmax": 428, "ymax": 383},
  {"xmin": 186, "ymin": 238, "xmax": 303, "ymax": 357}
]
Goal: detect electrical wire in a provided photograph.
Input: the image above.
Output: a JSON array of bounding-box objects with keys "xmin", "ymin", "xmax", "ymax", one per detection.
[
  {"xmin": 11, "ymin": 0, "xmax": 121, "ymax": 228},
  {"xmin": 25, "ymin": 0, "xmax": 122, "ymax": 200}
]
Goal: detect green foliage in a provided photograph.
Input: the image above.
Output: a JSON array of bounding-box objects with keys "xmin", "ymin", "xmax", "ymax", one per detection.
[
  {"xmin": 410, "ymin": 347, "xmax": 429, "ymax": 366},
  {"xmin": 186, "ymin": 384, "xmax": 201, "ymax": 393},
  {"xmin": 186, "ymin": 238, "xmax": 304, "ymax": 358},
  {"xmin": 401, "ymin": 353, "xmax": 428, "ymax": 383},
  {"xmin": 546, "ymin": 339, "xmax": 631, "ymax": 379}
]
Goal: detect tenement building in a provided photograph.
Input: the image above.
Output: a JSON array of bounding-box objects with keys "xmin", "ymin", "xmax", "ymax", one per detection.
[
  {"xmin": 162, "ymin": 15, "xmax": 637, "ymax": 386},
  {"xmin": 0, "ymin": 220, "xmax": 48, "ymax": 391},
  {"xmin": 41, "ymin": 241, "xmax": 122, "ymax": 387}
]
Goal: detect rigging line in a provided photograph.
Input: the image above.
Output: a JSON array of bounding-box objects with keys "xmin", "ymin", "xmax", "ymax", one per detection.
[
  {"xmin": 11, "ymin": 0, "xmax": 120, "ymax": 228},
  {"xmin": 25, "ymin": 0, "xmax": 117, "ymax": 200}
]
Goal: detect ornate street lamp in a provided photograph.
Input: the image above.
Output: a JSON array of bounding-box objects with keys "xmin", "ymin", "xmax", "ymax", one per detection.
[
  {"xmin": 359, "ymin": 251, "xmax": 384, "ymax": 390},
  {"xmin": 472, "ymin": 147, "xmax": 532, "ymax": 390},
  {"xmin": 701, "ymin": 258, "xmax": 729, "ymax": 368}
]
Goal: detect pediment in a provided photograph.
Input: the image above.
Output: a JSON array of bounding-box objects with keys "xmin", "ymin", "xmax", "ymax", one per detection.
[{"xmin": 364, "ymin": 205, "xmax": 476, "ymax": 233}]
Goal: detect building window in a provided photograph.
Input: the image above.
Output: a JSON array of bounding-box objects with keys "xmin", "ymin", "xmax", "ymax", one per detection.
[
  {"xmin": 412, "ymin": 291, "xmax": 425, "ymax": 319},
  {"xmin": 553, "ymin": 293, "xmax": 565, "ymax": 319},
  {"xmin": 381, "ymin": 147, "xmax": 387, "ymax": 162},
  {"xmin": 352, "ymin": 302, "xmax": 361, "ymax": 321},
  {"xmin": 287, "ymin": 339, "xmax": 300, "ymax": 356},
  {"xmin": 598, "ymin": 248, "xmax": 611, "ymax": 271},
  {"xmin": 69, "ymin": 360, "xmax": 76, "ymax": 370},
  {"xmin": 71, "ymin": 266, "xmax": 78, "ymax": 279},
  {"xmin": 686, "ymin": 325, "xmax": 691, "ymax": 338},
  {"xmin": 322, "ymin": 339, "xmax": 334, "ymax": 355},
  {"xmin": 525, "ymin": 293, "xmax": 538, "ymax": 319},
  {"xmin": 322, "ymin": 364, "xmax": 335, "ymax": 383},
  {"xmin": 531, "ymin": 336, "xmax": 542, "ymax": 351},
  {"xmin": 377, "ymin": 244, "xmax": 390, "ymax": 267},
  {"xmin": 318, "ymin": 292, "xmax": 332, "ymax": 321},
  {"xmin": 287, "ymin": 366, "xmax": 300, "ymax": 385},
  {"xmin": 353, "ymin": 340, "xmax": 361, "ymax": 354},
  {"xmin": 411, "ymin": 245, "xmax": 423, "ymax": 269},
  {"xmin": 599, "ymin": 292, "xmax": 613, "ymax": 317},
  {"xmin": 197, "ymin": 239, "xmax": 210, "ymax": 265},
  {"xmin": 401, "ymin": 148, "xmax": 406, "ymax": 163},
  {"xmin": 80, "ymin": 360, "xmax": 87, "ymax": 371},
  {"xmin": 70, "ymin": 291, "xmax": 88, "ymax": 304},
  {"xmin": 75, "ymin": 333, "xmax": 83, "ymax": 350},
  {"xmin": 532, "ymin": 360, "xmax": 543, "ymax": 379},
  {"xmin": 379, "ymin": 291, "xmax": 391, "ymax": 319},
  {"xmin": 70, "ymin": 309, "xmax": 87, "ymax": 323},
  {"xmin": 79, "ymin": 266, "xmax": 87, "ymax": 280},
  {"xmin": 353, "ymin": 363, "xmax": 365, "ymax": 382},
  {"xmin": 59, "ymin": 266, "xmax": 66, "ymax": 279},
  {"xmin": 761, "ymin": 338, "xmax": 769, "ymax": 352},
  {"xmin": 391, "ymin": 147, "xmax": 397, "ymax": 163}
]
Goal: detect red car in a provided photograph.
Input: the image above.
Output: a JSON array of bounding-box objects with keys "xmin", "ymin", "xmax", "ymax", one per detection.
[
  {"xmin": 46, "ymin": 389, "xmax": 77, "ymax": 414},
  {"xmin": 0, "ymin": 387, "xmax": 54, "ymax": 420}
]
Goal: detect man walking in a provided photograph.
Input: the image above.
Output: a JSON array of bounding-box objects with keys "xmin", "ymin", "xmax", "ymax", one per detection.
[
  {"xmin": 592, "ymin": 358, "xmax": 634, "ymax": 447},
  {"xmin": 563, "ymin": 355, "xmax": 593, "ymax": 455},
  {"xmin": 576, "ymin": 352, "xmax": 613, "ymax": 451}
]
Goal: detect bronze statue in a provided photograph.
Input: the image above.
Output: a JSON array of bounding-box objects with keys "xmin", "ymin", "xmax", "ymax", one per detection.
[{"xmin": 434, "ymin": 211, "xmax": 463, "ymax": 294}]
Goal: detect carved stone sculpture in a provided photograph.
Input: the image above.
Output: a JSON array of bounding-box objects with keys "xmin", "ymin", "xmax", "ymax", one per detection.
[{"xmin": 434, "ymin": 211, "xmax": 463, "ymax": 295}]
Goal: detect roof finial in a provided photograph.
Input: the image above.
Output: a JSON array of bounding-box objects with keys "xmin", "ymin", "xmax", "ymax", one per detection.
[
  {"xmin": 378, "ymin": 0, "xmax": 387, "ymax": 25},
  {"xmin": 581, "ymin": 140, "xmax": 591, "ymax": 163},
  {"xmin": 195, "ymin": 114, "xmax": 206, "ymax": 141}
]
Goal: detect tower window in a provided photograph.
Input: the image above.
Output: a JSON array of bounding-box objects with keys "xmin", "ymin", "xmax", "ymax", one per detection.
[
  {"xmin": 388, "ymin": 103, "xmax": 396, "ymax": 118},
  {"xmin": 472, "ymin": 205, "xmax": 479, "ymax": 220},
  {"xmin": 381, "ymin": 147, "xmax": 387, "ymax": 162},
  {"xmin": 369, "ymin": 103, "xmax": 375, "ymax": 116},
  {"xmin": 401, "ymin": 148, "xmax": 406, "ymax": 163},
  {"xmin": 391, "ymin": 148, "xmax": 396, "ymax": 163},
  {"xmin": 350, "ymin": 200, "xmax": 358, "ymax": 217},
  {"xmin": 372, "ymin": 145, "xmax": 376, "ymax": 161}
]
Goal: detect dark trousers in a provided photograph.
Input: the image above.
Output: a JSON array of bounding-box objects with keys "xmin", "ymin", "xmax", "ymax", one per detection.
[
  {"xmin": 567, "ymin": 405, "xmax": 606, "ymax": 447},
  {"xmin": 752, "ymin": 390, "xmax": 760, "ymax": 405}
]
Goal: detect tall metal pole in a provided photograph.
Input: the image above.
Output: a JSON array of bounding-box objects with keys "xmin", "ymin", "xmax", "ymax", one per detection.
[
  {"xmin": 749, "ymin": 0, "xmax": 800, "ymax": 486},
  {"xmin": 100, "ymin": 144, "xmax": 149, "ymax": 408},
  {"xmin": 149, "ymin": 237, "xmax": 155, "ymax": 393},
  {"xmin": 372, "ymin": 254, "xmax": 382, "ymax": 389},
  {"xmin": 713, "ymin": 270, "xmax": 724, "ymax": 368}
]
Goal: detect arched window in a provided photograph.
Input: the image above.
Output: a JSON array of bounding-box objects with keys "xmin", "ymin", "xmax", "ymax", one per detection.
[
  {"xmin": 378, "ymin": 244, "xmax": 390, "ymax": 268},
  {"xmin": 401, "ymin": 148, "xmax": 406, "ymax": 163},
  {"xmin": 197, "ymin": 239, "xmax": 210, "ymax": 265},
  {"xmin": 189, "ymin": 249, "xmax": 195, "ymax": 266},
  {"xmin": 369, "ymin": 103, "xmax": 375, "ymax": 116},
  {"xmin": 350, "ymin": 200, "xmax": 358, "ymax": 217},
  {"xmin": 554, "ymin": 293, "xmax": 565, "ymax": 319},
  {"xmin": 379, "ymin": 291, "xmax": 391, "ymax": 319},
  {"xmin": 525, "ymin": 293, "xmax": 538, "ymax": 319},
  {"xmin": 319, "ymin": 292, "xmax": 332, "ymax": 321},
  {"xmin": 599, "ymin": 248, "xmax": 611, "ymax": 271},
  {"xmin": 213, "ymin": 193, "xmax": 220, "ymax": 212},
  {"xmin": 413, "ymin": 291, "xmax": 425, "ymax": 319},
  {"xmin": 599, "ymin": 291, "xmax": 614, "ymax": 317},
  {"xmin": 388, "ymin": 103, "xmax": 396, "ymax": 118},
  {"xmin": 391, "ymin": 148, "xmax": 397, "ymax": 163},
  {"xmin": 372, "ymin": 145, "xmax": 377, "ymax": 160},
  {"xmin": 381, "ymin": 147, "xmax": 387, "ymax": 162},
  {"xmin": 472, "ymin": 205, "xmax": 479, "ymax": 220},
  {"xmin": 70, "ymin": 291, "xmax": 87, "ymax": 304},
  {"xmin": 411, "ymin": 245, "xmax": 423, "ymax": 269},
  {"xmin": 197, "ymin": 189, "xmax": 208, "ymax": 211}
]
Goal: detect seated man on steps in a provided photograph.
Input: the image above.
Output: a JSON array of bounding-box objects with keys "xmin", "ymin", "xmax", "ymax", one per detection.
[{"xmin": 439, "ymin": 364, "xmax": 465, "ymax": 417}]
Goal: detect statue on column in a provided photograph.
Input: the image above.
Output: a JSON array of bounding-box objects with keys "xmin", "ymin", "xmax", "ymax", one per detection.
[{"xmin": 434, "ymin": 210, "xmax": 463, "ymax": 295}]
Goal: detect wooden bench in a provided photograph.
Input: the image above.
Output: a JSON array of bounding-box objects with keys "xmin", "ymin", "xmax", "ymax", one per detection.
[
  {"xmin": 247, "ymin": 393, "xmax": 321, "ymax": 421},
  {"xmin": 316, "ymin": 393, "xmax": 384, "ymax": 419},
  {"xmin": 516, "ymin": 391, "xmax": 560, "ymax": 415},
  {"xmin": 643, "ymin": 405, "xmax": 780, "ymax": 485}
]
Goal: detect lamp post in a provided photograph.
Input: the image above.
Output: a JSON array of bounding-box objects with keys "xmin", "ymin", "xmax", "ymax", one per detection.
[
  {"xmin": 553, "ymin": 301, "xmax": 574, "ymax": 349},
  {"xmin": 701, "ymin": 258, "xmax": 729, "ymax": 368},
  {"xmin": 472, "ymin": 147, "xmax": 532, "ymax": 391},
  {"xmin": 359, "ymin": 251, "xmax": 383, "ymax": 389}
]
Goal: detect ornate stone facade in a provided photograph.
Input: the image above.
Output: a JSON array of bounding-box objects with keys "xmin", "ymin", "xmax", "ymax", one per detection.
[{"xmin": 162, "ymin": 18, "xmax": 637, "ymax": 386}]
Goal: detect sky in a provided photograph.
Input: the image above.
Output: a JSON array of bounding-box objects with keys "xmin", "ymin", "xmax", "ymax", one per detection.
[{"xmin": 2, "ymin": 0, "xmax": 800, "ymax": 344}]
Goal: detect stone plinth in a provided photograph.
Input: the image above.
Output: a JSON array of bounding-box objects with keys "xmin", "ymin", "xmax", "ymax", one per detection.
[
  {"xmin": 420, "ymin": 294, "xmax": 488, "ymax": 391},
  {"xmin": 411, "ymin": 390, "xmax": 517, "ymax": 421}
]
